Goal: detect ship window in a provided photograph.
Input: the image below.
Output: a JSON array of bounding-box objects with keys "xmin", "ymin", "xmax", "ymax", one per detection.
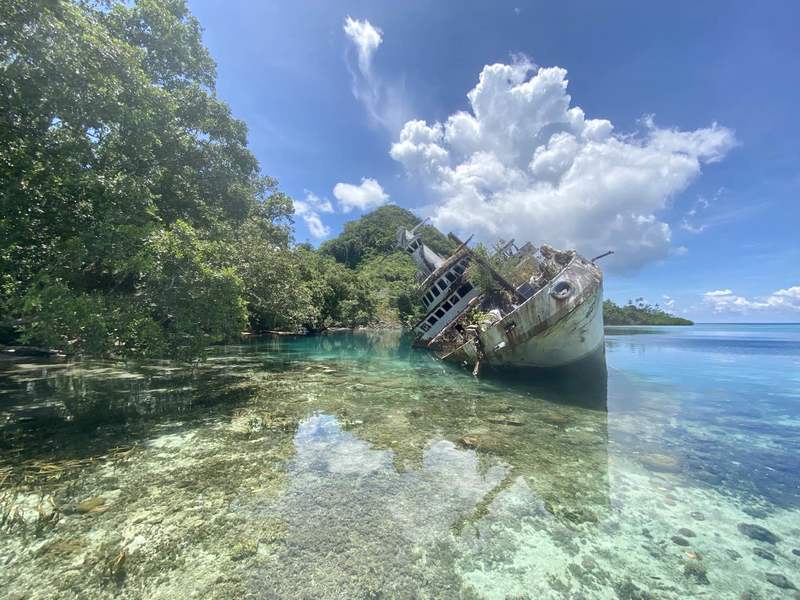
[
  {"xmin": 427, "ymin": 316, "xmax": 437, "ymax": 326},
  {"xmin": 446, "ymin": 272, "xmax": 456, "ymax": 282},
  {"xmin": 437, "ymin": 280, "xmax": 447, "ymax": 291},
  {"xmin": 420, "ymin": 323, "xmax": 430, "ymax": 332},
  {"xmin": 442, "ymin": 301, "xmax": 452, "ymax": 311},
  {"xmin": 457, "ymin": 282, "xmax": 473, "ymax": 297},
  {"xmin": 454, "ymin": 265, "xmax": 464, "ymax": 274},
  {"xmin": 435, "ymin": 308, "xmax": 445, "ymax": 318},
  {"xmin": 450, "ymin": 294, "xmax": 459, "ymax": 304}
]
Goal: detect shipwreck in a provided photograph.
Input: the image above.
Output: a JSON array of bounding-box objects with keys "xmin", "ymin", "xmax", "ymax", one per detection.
[{"xmin": 397, "ymin": 223, "xmax": 608, "ymax": 374}]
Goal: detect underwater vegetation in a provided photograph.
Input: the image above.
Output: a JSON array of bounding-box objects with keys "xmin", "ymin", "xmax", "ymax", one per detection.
[{"xmin": 1, "ymin": 328, "xmax": 799, "ymax": 598}]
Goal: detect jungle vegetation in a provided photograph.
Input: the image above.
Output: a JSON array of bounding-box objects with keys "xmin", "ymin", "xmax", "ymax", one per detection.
[
  {"xmin": 603, "ymin": 299, "xmax": 694, "ymax": 326},
  {"xmin": 1, "ymin": 0, "xmax": 687, "ymax": 361},
  {"xmin": 0, "ymin": 0, "xmax": 391, "ymax": 359}
]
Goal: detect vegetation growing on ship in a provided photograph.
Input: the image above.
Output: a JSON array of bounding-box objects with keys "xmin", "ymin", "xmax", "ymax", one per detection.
[{"xmin": 603, "ymin": 299, "xmax": 694, "ymax": 325}]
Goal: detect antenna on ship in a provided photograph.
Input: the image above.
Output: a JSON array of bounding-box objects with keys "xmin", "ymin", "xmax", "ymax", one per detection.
[{"xmin": 410, "ymin": 217, "xmax": 430, "ymax": 235}]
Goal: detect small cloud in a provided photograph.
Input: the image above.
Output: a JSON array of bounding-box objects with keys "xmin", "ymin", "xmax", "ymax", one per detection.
[
  {"xmin": 333, "ymin": 178, "xmax": 390, "ymax": 212},
  {"xmin": 681, "ymin": 188, "xmax": 723, "ymax": 234},
  {"xmin": 294, "ymin": 190, "xmax": 333, "ymax": 239},
  {"xmin": 343, "ymin": 16, "xmax": 382, "ymax": 76},
  {"xmin": 680, "ymin": 222, "xmax": 707, "ymax": 234},
  {"xmin": 303, "ymin": 190, "xmax": 334, "ymax": 213},
  {"xmin": 343, "ymin": 17, "xmax": 411, "ymax": 132},
  {"xmin": 514, "ymin": 7, "xmax": 521, "ymax": 15},
  {"xmin": 703, "ymin": 286, "xmax": 800, "ymax": 314},
  {"xmin": 661, "ymin": 295, "xmax": 675, "ymax": 309}
]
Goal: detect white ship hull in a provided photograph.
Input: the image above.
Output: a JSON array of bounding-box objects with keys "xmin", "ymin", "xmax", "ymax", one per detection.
[{"xmin": 441, "ymin": 256, "xmax": 604, "ymax": 369}]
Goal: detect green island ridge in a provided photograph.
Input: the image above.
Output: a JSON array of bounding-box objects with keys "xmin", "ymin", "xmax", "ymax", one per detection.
[{"xmin": 603, "ymin": 299, "xmax": 694, "ymax": 326}]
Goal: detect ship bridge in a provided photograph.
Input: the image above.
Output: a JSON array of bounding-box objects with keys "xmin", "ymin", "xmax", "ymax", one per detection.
[{"xmin": 397, "ymin": 224, "xmax": 480, "ymax": 342}]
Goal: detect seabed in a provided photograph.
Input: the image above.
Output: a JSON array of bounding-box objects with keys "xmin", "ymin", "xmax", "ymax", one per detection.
[{"xmin": 1, "ymin": 329, "xmax": 799, "ymax": 599}]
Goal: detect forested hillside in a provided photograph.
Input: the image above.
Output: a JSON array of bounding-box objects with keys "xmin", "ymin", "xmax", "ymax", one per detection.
[
  {"xmin": 603, "ymin": 299, "xmax": 693, "ymax": 325},
  {"xmin": 320, "ymin": 205, "xmax": 454, "ymax": 326}
]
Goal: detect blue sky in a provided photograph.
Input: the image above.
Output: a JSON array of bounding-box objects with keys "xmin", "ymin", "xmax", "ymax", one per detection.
[{"xmin": 188, "ymin": 0, "xmax": 799, "ymax": 322}]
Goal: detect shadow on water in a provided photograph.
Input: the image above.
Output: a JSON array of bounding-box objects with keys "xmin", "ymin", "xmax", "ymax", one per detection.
[
  {"xmin": 0, "ymin": 356, "xmax": 260, "ymax": 482},
  {"xmin": 481, "ymin": 347, "xmax": 608, "ymax": 411}
]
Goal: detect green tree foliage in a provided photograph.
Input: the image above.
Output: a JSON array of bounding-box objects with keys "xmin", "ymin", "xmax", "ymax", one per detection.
[
  {"xmin": 320, "ymin": 205, "xmax": 454, "ymax": 269},
  {"xmin": 294, "ymin": 248, "xmax": 376, "ymax": 331},
  {"xmin": 319, "ymin": 206, "xmax": 456, "ymax": 325},
  {"xmin": 357, "ymin": 252, "xmax": 422, "ymax": 325},
  {"xmin": 465, "ymin": 243, "xmax": 516, "ymax": 295},
  {"xmin": 0, "ymin": 0, "xmax": 292, "ymax": 358},
  {"xmin": 603, "ymin": 299, "xmax": 693, "ymax": 325}
]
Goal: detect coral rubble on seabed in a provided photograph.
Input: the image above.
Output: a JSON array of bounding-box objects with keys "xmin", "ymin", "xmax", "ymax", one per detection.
[{"xmin": 0, "ymin": 334, "xmax": 798, "ymax": 599}]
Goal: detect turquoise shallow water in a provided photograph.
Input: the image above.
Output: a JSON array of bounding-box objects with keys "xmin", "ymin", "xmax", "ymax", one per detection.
[{"xmin": 0, "ymin": 325, "xmax": 799, "ymax": 598}]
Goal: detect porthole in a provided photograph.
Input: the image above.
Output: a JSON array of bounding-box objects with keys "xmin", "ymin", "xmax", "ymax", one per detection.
[{"xmin": 551, "ymin": 281, "xmax": 573, "ymax": 300}]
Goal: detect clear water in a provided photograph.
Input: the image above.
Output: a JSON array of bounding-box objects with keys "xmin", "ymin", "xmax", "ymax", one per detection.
[{"xmin": 1, "ymin": 325, "xmax": 799, "ymax": 598}]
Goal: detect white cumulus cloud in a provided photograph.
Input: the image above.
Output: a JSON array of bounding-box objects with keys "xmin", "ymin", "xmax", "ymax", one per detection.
[
  {"xmin": 703, "ymin": 286, "xmax": 800, "ymax": 314},
  {"xmin": 389, "ymin": 60, "xmax": 736, "ymax": 271},
  {"xmin": 333, "ymin": 178, "xmax": 390, "ymax": 213},
  {"xmin": 343, "ymin": 17, "xmax": 410, "ymax": 132},
  {"xmin": 294, "ymin": 191, "xmax": 333, "ymax": 239}
]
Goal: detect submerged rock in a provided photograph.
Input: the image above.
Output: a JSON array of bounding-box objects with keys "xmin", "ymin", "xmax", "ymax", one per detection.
[
  {"xmin": 743, "ymin": 506, "xmax": 768, "ymax": 519},
  {"xmin": 726, "ymin": 549, "xmax": 742, "ymax": 560},
  {"xmin": 737, "ymin": 523, "xmax": 780, "ymax": 544},
  {"xmin": 640, "ymin": 453, "xmax": 681, "ymax": 473},
  {"xmin": 456, "ymin": 433, "xmax": 510, "ymax": 453},
  {"xmin": 683, "ymin": 559, "xmax": 709, "ymax": 584},
  {"xmin": 765, "ymin": 573, "xmax": 796, "ymax": 590},
  {"xmin": 540, "ymin": 413, "xmax": 570, "ymax": 426},
  {"xmin": 486, "ymin": 416, "xmax": 524, "ymax": 426},
  {"xmin": 677, "ymin": 527, "xmax": 696, "ymax": 538},
  {"xmin": 64, "ymin": 496, "xmax": 107, "ymax": 515},
  {"xmin": 230, "ymin": 539, "xmax": 257, "ymax": 561},
  {"xmin": 458, "ymin": 435, "xmax": 480, "ymax": 450},
  {"xmin": 753, "ymin": 548, "xmax": 774, "ymax": 561},
  {"xmin": 562, "ymin": 507, "xmax": 598, "ymax": 525},
  {"xmin": 613, "ymin": 578, "xmax": 654, "ymax": 600},
  {"xmin": 791, "ymin": 548, "xmax": 800, "ymax": 557},
  {"xmin": 671, "ymin": 535, "xmax": 690, "ymax": 547}
]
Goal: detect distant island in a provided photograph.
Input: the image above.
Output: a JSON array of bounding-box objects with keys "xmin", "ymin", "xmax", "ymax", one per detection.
[{"xmin": 603, "ymin": 299, "xmax": 693, "ymax": 326}]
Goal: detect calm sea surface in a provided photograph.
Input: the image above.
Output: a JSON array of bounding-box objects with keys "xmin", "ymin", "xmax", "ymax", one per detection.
[{"xmin": 1, "ymin": 324, "xmax": 798, "ymax": 598}]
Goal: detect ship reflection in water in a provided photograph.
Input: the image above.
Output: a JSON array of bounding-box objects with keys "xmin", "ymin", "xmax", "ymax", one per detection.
[{"xmin": 239, "ymin": 337, "xmax": 612, "ymax": 597}]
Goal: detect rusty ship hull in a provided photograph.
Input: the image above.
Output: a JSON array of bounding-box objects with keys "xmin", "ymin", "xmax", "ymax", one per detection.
[
  {"xmin": 438, "ymin": 255, "xmax": 604, "ymax": 369},
  {"xmin": 397, "ymin": 222, "xmax": 606, "ymax": 372}
]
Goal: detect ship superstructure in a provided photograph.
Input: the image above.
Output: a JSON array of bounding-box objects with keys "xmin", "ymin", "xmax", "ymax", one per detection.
[{"xmin": 398, "ymin": 223, "xmax": 606, "ymax": 373}]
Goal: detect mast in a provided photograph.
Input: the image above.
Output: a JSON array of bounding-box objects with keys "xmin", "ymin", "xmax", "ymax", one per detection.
[{"xmin": 396, "ymin": 221, "xmax": 445, "ymax": 279}]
